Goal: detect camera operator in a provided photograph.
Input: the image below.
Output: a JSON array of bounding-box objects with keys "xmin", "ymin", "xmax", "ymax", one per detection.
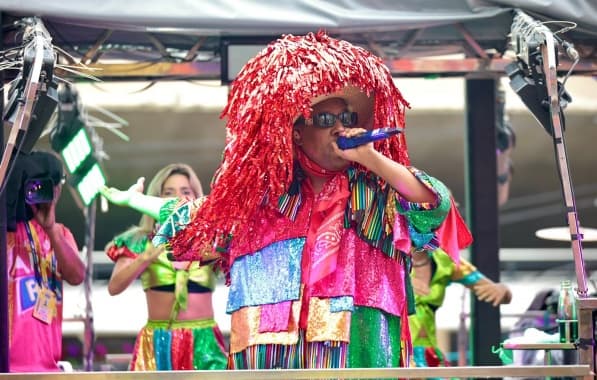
[{"xmin": 5, "ymin": 150, "xmax": 85, "ymax": 372}]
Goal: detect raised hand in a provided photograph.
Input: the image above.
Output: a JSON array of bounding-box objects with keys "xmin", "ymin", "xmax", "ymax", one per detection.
[
  {"xmin": 473, "ymin": 281, "xmax": 512, "ymax": 307},
  {"xmin": 142, "ymin": 243, "xmax": 166, "ymax": 262},
  {"xmin": 332, "ymin": 127, "xmax": 376, "ymax": 164},
  {"xmin": 100, "ymin": 177, "xmax": 145, "ymax": 206},
  {"xmin": 31, "ymin": 186, "xmax": 60, "ymax": 231}
]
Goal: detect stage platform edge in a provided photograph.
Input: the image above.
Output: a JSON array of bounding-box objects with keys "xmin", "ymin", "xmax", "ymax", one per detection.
[{"xmin": 0, "ymin": 365, "xmax": 592, "ymax": 379}]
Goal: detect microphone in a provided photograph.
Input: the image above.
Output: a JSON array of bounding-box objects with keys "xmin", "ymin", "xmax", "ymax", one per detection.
[{"xmin": 336, "ymin": 127, "xmax": 403, "ymax": 150}]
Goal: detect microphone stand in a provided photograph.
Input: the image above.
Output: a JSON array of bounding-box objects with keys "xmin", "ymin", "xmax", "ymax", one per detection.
[
  {"xmin": 511, "ymin": 9, "xmax": 594, "ymax": 372},
  {"xmin": 539, "ymin": 28, "xmax": 597, "ymax": 374},
  {"xmin": 534, "ymin": 14, "xmax": 587, "ymax": 298}
]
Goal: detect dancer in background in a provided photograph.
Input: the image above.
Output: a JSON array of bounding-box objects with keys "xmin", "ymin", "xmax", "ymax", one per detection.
[
  {"xmin": 409, "ymin": 245, "xmax": 512, "ymax": 367},
  {"xmin": 409, "ymin": 86, "xmax": 516, "ymax": 368},
  {"xmin": 104, "ymin": 163, "xmax": 227, "ymax": 370}
]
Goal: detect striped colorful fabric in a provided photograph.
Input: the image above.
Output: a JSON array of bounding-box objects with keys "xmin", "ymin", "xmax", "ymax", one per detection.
[
  {"xmin": 278, "ymin": 192, "xmax": 302, "ymax": 220},
  {"xmin": 344, "ymin": 168, "xmax": 399, "ymax": 260},
  {"xmin": 228, "ymin": 330, "xmax": 348, "ymax": 369},
  {"xmin": 277, "ymin": 164, "xmax": 305, "ymax": 221}
]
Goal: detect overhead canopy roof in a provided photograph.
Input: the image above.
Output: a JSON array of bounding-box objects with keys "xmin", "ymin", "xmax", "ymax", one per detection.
[{"xmin": 1, "ymin": 0, "xmax": 596, "ymax": 80}]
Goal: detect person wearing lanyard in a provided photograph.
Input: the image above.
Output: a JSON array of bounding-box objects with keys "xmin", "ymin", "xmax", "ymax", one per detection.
[{"xmin": 6, "ymin": 151, "xmax": 86, "ymax": 372}]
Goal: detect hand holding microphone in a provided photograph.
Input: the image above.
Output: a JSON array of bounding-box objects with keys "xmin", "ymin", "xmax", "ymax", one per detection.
[{"xmin": 336, "ymin": 127, "xmax": 403, "ymax": 150}]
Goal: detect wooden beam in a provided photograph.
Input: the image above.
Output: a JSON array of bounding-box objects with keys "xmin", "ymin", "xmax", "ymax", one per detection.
[{"xmin": 57, "ymin": 61, "xmax": 221, "ymax": 81}]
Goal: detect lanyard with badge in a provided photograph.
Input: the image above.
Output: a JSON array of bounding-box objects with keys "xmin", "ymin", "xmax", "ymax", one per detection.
[{"xmin": 25, "ymin": 221, "xmax": 58, "ymax": 324}]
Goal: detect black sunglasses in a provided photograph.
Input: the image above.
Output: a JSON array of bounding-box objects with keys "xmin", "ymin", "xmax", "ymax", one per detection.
[{"xmin": 305, "ymin": 111, "xmax": 358, "ymax": 128}]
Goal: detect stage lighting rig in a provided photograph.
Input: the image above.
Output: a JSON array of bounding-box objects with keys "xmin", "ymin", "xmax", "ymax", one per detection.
[
  {"xmin": 0, "ymin": 17, "xmax": 59, "ymax": 189},
  {"xmin": 507, "ymin": 11, "xmax": 574, "ymax": 137},
  {"xmin": 510, "ymin": 11, "xmax": 553, "ymax": 69},
  {"xmin": 50, "ymin": 85, "xmax": 106, "ymax": 207},
  {"xmin": 3, "ymin": 17, "xmax": 59, "ymax": 151},
  {"xmin": 508, "ymin": 10, "xmax": 587, "ymax": 301}
]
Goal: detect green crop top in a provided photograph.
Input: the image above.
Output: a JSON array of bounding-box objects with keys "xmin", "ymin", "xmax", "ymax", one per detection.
[
  {"xmin": 141, "ymin": 250, "xmax": 216, "ymax": 292},
  {"xmin": 106, "ymin": 231, "xmax": 217, "ymax": 322}
]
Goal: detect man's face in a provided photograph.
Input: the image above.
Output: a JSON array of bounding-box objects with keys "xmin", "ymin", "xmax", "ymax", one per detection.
[{"xmin": 293, "ymin": 97, "xmax": 353, "ymax": 171}]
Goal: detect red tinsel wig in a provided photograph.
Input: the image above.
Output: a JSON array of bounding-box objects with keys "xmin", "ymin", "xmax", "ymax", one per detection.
[{"xmin": 170, "ymin": 31, "xmax": 411, "ymax": 263}]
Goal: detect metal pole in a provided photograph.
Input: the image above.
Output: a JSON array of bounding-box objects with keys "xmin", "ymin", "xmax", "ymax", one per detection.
[
  {"xmin": 539, "ymin": 26, "xmax": 593, "ymax": 374},
  {"xmin": 465, "ymin": 78, "xmax": 502, "ymax": 366},
  {"xmin": 82, "ymin": 200, "xmax": 96, "ymax": 371},
  {"xmin": 539, "ymin": 33, "xmax": 588, "ymax": 297},
  {"xmin": 509, "ymin": 10, "xmax": 594, "ymax": 373},
  {"xmin": 0, "ymin": 11, "xmax": 9, "ymax": 373},
  {"xmin": 457, "ymin": 288, "xmax": 468, "ymax": 366}
]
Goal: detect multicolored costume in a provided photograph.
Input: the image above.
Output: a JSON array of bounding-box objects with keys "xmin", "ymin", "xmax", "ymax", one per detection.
[
  {"xmin": 7, "ymin": 220, "xmax": 74, "ymax": 372},
  {"xmin": 106, "ymin": 232, "xmax": 228, "ymax": 370},
  {"xmin": 409, "ymin": 250, "xmax": 483, "ymax": 368},
  {"xmin": 149, "ymin": 32, "xmax": 472, "ymax": 369},
  {"xmin": 157, "ymin": 165, "xmax": 452, "ymax": 368}
]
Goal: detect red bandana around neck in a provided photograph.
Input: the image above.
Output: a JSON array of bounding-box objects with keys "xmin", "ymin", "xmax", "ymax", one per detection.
[
  {"xmin": 295, "ymin": 147, "xmax": 341, "ymax": 179},
  {"xmin": 295, "ymin": 148, "xmax": 350, "ymax": 285}
]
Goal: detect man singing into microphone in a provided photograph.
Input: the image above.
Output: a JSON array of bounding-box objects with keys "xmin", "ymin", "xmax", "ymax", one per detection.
[{"xmin": 101, "ymin": 31, "xmax": 468, "ymax": 369}]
